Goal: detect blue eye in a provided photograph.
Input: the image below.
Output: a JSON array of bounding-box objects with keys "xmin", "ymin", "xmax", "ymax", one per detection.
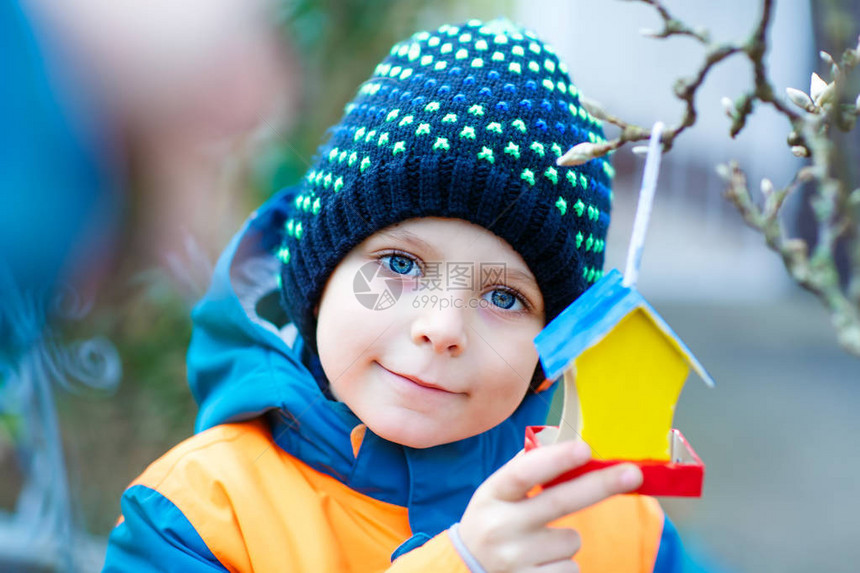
[
  {"xmin": 485, "ymin": 288, "xmax": 524, "ymax": 311},
  {"xmin": 381, "ymin": 254, "xmax": 419, "ymax": 276}
]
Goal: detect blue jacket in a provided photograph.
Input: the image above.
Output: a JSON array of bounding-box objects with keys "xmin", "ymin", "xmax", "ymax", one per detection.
[{"xmin": 103, "ymin": 189, "xmax": 699, "ymax": 572}]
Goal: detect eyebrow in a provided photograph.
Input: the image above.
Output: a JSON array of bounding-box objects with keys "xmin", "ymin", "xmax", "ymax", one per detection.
[
  {"xmin": 503, "ymin": 267, "xmax": 539, "ymax": 290},
  {"xmin": 376, "ymin": 228, "xmax": 439, "ymax": 256}
]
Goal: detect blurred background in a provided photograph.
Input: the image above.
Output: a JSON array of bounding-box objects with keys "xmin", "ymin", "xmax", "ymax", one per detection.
[{"xmin": 1, "ymin": 0, "xmax": 858, "ymax": 571}]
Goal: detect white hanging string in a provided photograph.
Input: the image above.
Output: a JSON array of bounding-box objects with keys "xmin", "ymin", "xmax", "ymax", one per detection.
[{"xmin": 622, "ymin": 121, "xmax": 665, "ymax": 289}]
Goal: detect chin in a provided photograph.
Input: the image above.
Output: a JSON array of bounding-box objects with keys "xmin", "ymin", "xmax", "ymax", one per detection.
[{"xmin": 369, "ymin": 420, "xmax": 456, "ymax": 449}]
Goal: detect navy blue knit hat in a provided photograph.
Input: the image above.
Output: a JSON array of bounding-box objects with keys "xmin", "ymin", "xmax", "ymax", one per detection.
[{"xmin": 278, "ymin": 19, "xmax": 613, "ymax": 353}]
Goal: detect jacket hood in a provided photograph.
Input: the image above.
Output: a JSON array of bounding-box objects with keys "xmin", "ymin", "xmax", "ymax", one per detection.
[{"xmin": 187, "ymin": 187, "xmax": 558, "ymax": 539}]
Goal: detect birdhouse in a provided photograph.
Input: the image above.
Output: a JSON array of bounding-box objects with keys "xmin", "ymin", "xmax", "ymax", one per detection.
[
  {"xmin": 528, "ymin": 122, "xmax": 713, "ymax": 497},
  {"xmin": 526, "ymin": 269, "xmax": 712, "ymax": 497}
]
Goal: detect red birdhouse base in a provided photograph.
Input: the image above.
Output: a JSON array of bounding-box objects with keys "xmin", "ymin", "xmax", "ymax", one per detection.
[{"xmin": 524, "ymin": 426, "xmax": 705, "ymax": 497}]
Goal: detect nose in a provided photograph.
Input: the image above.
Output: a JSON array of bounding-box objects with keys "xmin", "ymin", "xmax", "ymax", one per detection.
[{"xmin": 410, "ymin": 300, "xmax": 468, "ymax": 356}]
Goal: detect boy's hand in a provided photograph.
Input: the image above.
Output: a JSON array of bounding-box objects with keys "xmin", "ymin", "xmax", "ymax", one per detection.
[{"xmin": 458, "ymin": 441, "xmax": 643, "ymax": 572}]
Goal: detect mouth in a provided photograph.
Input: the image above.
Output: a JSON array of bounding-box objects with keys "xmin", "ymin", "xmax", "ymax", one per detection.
[{"xmin": 378, "ymin": 363, "xmax": 458, "ymax": 394}]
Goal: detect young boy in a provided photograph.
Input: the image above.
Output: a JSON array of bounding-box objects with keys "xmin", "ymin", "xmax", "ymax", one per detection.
[{"xmin": 104, "ymin": 18, "xmax": 696, "ymax": 572}]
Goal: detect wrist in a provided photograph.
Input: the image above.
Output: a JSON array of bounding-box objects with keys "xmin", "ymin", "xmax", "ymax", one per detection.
[{"xmin": 447, "ymin": 522, "xmax": 488, "ymax": 573}]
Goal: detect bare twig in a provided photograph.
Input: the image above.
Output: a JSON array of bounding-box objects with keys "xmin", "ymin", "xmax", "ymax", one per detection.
[
  {"xmin": 630, "ymin": 0, "xmax": 710, "ymax": 44},
  {"xmin": 668, "ymin": 44, "xmax": 743, "ymax": 148},
  {"xmin": 567, "ymin": 0, "xmax": 860, "ymax": 356}
]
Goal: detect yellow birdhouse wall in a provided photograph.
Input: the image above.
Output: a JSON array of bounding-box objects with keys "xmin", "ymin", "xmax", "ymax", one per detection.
[{"xmin": 573, "ymin": 307, "xmax": 688, "ymax": 461}]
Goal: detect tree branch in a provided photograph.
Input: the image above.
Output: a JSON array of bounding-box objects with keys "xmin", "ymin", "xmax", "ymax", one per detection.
[
  {"xmin": 628, "ymin": 0, "xmax": 710, "ymax": 44},
  {"xmin": 563, "ymin": 0, "xmax": 860, "ymax": 356}
]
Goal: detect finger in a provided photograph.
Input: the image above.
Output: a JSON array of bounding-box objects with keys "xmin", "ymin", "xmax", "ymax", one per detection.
[
  {"xmin": 486, "ymin": 441, "xmax": 592, "ymax": 502},
  {"xmin": 523, "ymin": 463, "xmax": 643, "ymax": 526},
  {"xmin": 528, "ymin": 560, "xmax": 580, "ymax": 573},
  {"xmin": 532, "ymin": 527, "xmax": 581, "ymax": 565}
]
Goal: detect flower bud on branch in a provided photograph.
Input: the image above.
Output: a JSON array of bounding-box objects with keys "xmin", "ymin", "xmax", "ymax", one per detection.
[
  {"xmin": 810, "ymin": 73, "xmax": 828, "ymax": 102},
  {"xmin": 579, "ymin": 96, "xmax": 609, "ymax": 122},
  {"xmin": 786, "ymin": 87, "xmax": 814, "ymax": 111},
  {"xmin": 721, "ymin": 96, "xmax": 735, "ymax": 118},
  {"xmin": 608, "ymin": 0, "xmax": 860, "ymax": 356},
  {"xmin": 810, "ymin": 72, "xmax": 836, "ymax": 107},
  {"xmin": 557, "ymin": 142, "xmax": 604, "ymax": 166}
]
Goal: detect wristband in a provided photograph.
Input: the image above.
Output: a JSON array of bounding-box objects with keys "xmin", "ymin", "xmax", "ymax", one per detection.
[{"xmin": 447, "ymin": 522, "xmax": 488, "ymax": 573}]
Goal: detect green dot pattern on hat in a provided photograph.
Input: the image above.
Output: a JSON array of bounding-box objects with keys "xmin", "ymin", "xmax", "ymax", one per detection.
[{"xmin": 279, "ymin": 18, "xmax": 614, "ymax": 352}]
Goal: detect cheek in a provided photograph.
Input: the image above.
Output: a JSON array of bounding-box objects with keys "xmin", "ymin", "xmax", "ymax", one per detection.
[
  {"xmin": 480, "ymin": 353, "xmax": 536, "ymax": 408},
  {"xmin": 483, "ymin": 329, "xmax": 542, "ymax": 387},
  {"xmin": 316, "ymin": 298, "xmax": 393, "ymax": 385},
  {"xmin": 491, "ymin": 347, "xmax": 540, "ymax": 412}
]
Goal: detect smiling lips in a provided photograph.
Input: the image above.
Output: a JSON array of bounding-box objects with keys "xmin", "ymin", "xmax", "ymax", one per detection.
[{"xmin": 379, "ymin": 364, "xmax": 457, "ymax": 394}]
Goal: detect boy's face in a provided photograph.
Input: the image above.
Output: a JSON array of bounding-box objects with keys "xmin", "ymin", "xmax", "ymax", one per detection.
[{"xmin": 315, "ymin": 217, "xmax": 545, "ymax": 449}]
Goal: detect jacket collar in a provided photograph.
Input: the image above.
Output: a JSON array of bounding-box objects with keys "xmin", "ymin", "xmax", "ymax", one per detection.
[{"xmin": 187, "ymin": 187, "xmax": 557, "ymax": 537}]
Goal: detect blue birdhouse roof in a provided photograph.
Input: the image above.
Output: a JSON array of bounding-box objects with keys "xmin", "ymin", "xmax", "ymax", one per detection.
[{"xmin": 534, "ymin": 269, "xmax": 715, "ymax": 387}]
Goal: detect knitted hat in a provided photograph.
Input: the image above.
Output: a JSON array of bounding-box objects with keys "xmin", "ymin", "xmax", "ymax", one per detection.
[{"xmin": 278, "ymin": 18, "xmax": 613, "ymax": 354}]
